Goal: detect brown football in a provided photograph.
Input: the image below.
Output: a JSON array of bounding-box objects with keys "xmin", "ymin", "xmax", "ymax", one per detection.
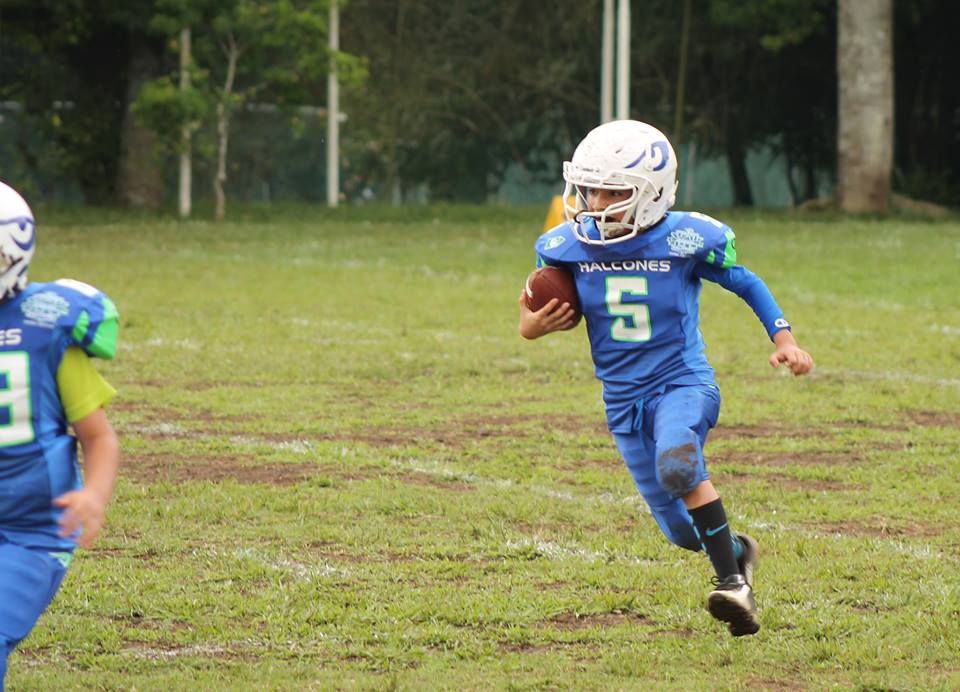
[{"xmin": 524, "ymin": 266, "xmax": 582, "ymax": 327}]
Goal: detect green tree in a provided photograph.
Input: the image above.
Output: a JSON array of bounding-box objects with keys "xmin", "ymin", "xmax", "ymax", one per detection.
[
  {"xmin": 678, "ymin": 0, "xmax": 835, "ymax": 206},
  {"xmin": 138, "ymin": 0, "xmax": 361, "ymax": 219},
  {"xmin": 0, "ymin": 0, "xmax": 164, "ymax": 205},
  {"xmin": 340, "ymin": 0, "xmax": 601, "ymax": 203}
]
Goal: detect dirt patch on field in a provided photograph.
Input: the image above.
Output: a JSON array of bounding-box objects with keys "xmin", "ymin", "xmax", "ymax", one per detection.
[
  {"xmin": 710, "ymin": 433, "xmax": 911, "ymax": 467},
  {"xmin": 906, "ymin": 410, "xmax": 960, "ymax": 428},
  {"xmin": 559, "ymin": 456, "xmax": 625, "ymax": 473},
  {"xmin": 712, "ymin": 470, "xmax": 857, "ymax": 492},
  {"xmin": 122, "ymin": 454, "xmax": 366, "ymax": 485},
  {"xmin": 123, "ymin": 453, "xmax": 482, "ymax": 490},
  {"xmin": 546, "ymin": 611, "xmax": 653, "ymax": 631},
  {"xmin": 118, "ymin": 415, "xmax": 535, "ymax": 450},
  {"xmin": 549, "ymin": 415, "xmax": 613, "ymax": 437},
  {"xmin": 744, "ymin": 678, "xmax": 807, "ymax": 691},
  {"xmin": 649, "ymin": 627, "xmax": 694, "ymax": 638},
  {"xmin": 308, "ymin": 547, "xmax": 421, "ymax": 564},
  {"xmin": 109, "ymin": 613, "xmax": 193, "ymax": 632},
  {"xmin": 811, "ymin": 519, "xmax": 943, "ymax": 538},
  {"xmin": 773, "ymin": 476, "xmax": 856, "ymax": 492},
  {"xmin": 325, "ymin": 415, "xmax": 532, "ymax": 449},
  {"xmin": 709, "ymin": 423, "xmax": 821, "ymax": 441}
]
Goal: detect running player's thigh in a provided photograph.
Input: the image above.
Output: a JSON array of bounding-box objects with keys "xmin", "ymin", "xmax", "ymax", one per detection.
[
  {"xmin": 650, "ymin": 385, "xmax": 720, "ymax": 442},
  {"xmin": 0, "ymin": 542, "xmax": 67, "ymax": 643}
]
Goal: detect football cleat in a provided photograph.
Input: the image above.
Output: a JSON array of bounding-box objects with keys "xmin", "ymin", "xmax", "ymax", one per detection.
[
  {"xmin": 735, "ymin": 532, "xmax": 759, "ymax": 587},
  {"xmin": 707, "ymin": 574, "xmax": 760, "ymax": 637}
]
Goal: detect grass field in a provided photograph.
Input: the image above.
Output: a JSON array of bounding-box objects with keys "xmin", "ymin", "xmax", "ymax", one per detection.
[{"xmin": 8, "ymin": 204, "xmax": 960, "ymax": 690}]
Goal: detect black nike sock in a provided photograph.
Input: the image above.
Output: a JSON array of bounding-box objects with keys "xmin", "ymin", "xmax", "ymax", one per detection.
[{"xmin": 689, "ymin": 498, "xmax": 739, "ymax": 580}]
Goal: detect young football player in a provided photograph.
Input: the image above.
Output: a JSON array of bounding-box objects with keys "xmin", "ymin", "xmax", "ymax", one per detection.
[
  {"xmin": 0, "ymin": 181, "xmax": 120, "ymax": 687},
  {"xmin": 518, "ymin": 120, "xmax": 812, "ymax": 637}
]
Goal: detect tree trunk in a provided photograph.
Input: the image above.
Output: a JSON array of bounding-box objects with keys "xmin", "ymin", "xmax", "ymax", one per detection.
[
  {"xmin": 726, "ymin": 127, "xmax": 753, "ymax": 207},
  {"xmin": 837, "ymin": 0, "xmax": 893, "ymax": 212},
  {"xmin": 214, "ymin": 36, "xmax": 239, "ymax": 222},
  {"xmin": 117, "ymin": 37, "xmax": 163, "ymax": 210}
]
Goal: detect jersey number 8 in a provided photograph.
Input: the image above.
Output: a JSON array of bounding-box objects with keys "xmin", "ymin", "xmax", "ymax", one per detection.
[{"xmin": 0, "ymin": 352, "xmax": 35, "ymax": 447}]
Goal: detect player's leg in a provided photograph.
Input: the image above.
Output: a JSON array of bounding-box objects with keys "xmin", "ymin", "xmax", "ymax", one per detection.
[
  {"xmin": 612, "ymin": 427, "xmax": 702, "ymax": 552},
  {"xmin": 0, "ymin": 540, "xmax": 69, "ymax": 688},
  {"xmin": 647, "ymin": 385, "xmax": 742, "ymax": 572},
  {"xmin": 648, "ymin": 385, "xmax": 759, "ymax": 636}
]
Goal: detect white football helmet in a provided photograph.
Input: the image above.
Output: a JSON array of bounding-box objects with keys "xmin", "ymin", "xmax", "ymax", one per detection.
[
  {"xmin": 0, "ymin": 182, "xmax": 36, "ymax": 300},
  {"xmin": 562, "ymin": 119, "xmax": 678, "ymax": 244}
]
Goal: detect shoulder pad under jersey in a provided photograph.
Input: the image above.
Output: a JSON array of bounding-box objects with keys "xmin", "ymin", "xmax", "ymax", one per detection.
[
  {"xmin": 53, "ymin": 279, "xmax": 120, "ymax": 359},
  {"xmin": 535, "ymin": 222, "xmax": 578, "ymax": 265},
  {"xmin": 665, "ymin": 211, "xmax": 737, "ymax": 268}
]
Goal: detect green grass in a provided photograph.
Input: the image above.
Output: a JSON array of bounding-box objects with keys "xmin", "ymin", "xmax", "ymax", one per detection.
[{"xmin": 9, "ymin": 204, "xmax": 960, "ymax": 690}]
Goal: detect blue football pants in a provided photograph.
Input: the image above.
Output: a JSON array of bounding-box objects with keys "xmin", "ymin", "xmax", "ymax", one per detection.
[
  {"xmin": 612, "ymin": 384, "xmax": 720, "ymax": 551},
  {"xmin": 0, "ymin": 538, "xmax": 68, "ymax": 690}
]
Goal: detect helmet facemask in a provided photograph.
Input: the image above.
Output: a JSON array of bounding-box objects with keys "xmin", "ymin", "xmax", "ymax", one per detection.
[{"xmin": 561, "ymin": 120, "xmax": 678, "ymax": 246}]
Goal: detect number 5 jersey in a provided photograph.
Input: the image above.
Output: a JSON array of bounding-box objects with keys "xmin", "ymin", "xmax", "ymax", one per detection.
[{"xmin": 535, "ymin": 212, "xmax": 790, "ymax": 433}]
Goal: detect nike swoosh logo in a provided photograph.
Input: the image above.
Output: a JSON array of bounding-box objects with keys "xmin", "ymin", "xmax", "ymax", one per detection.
[{"xmin": 705, "ymin": 523, "xmax": 728, "ymax": 537}]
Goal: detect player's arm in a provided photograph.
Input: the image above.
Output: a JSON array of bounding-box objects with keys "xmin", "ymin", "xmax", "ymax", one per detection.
[
  {"xmin": 55, "ymin": 409, "xmax": 119, "ymax": 548},
  {"xmin": 518, "ymin": 252, "xmax": 577, "ymax": 339},
  {"xmin": 53, "ymin": 346, "xmax": 120, "ymax": 548},
  {"xmin": 769, "ymin": 327, "xmax": 813, "ymax": 375},
  {"xmin": 696, "ymin": 263, "xmax": 813, "ymax": 376}
]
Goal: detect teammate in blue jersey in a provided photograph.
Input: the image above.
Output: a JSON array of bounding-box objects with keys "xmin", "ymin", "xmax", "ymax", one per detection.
[
  {"xmin": 518, "ymin": 120, "xmax": 813, "ymax": 637},
  {"xmin": 0, "ymin": 182, "xmax": 120, "ymax": 688}
]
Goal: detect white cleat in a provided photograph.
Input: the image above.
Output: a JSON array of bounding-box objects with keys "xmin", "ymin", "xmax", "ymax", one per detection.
[{"xmin": 707, "ymin": 573, "xmax": 760, "ymax": 637}]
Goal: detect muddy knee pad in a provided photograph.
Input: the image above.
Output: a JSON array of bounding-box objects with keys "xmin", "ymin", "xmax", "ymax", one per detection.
[{"xmin": 654, "ymin": 428, "xmax": 706, "ymax": 498}]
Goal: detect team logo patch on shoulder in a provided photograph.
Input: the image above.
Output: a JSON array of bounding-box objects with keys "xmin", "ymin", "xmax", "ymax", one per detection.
[
  {"xmin": 21, "ymin": 291, "xmax": 71, "ymax": 328},
  {"xmin": 666, "ymin": 227, "xmax": 705, "ymax": 257},
  {"xmin": 544, "ymin": 235, "xmax": 566, "ymax": 250}
]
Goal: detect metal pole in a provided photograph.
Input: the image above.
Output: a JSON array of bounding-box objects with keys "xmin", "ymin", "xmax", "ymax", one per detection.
[
  {"xmin": 178, "ymin": 27, "xmax": 192, "ymax": 218},
  {"xmin": 601, "ymin": 0, "xmax": 614, "ymax": 123},
  {"xmin": 616, "ymin": 0, "xmax": 630, "ymax": 120},
  {"xmin": 326, "ymin": 1, "xmax": 340, "ymax": 208}
]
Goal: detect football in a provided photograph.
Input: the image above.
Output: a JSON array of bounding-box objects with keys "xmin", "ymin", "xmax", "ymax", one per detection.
[{"xmin": 524, "ymin": 266, "xmax": 582, "ymax": 327}]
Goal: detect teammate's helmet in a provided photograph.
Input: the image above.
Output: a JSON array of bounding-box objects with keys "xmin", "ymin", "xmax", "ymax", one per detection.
[
  {"xmin": 562, "ymin": 120, "xmax": 678, "ymax": 245},
  {"xmin": 0, "ymin": 182, "xmax": 36, "ymax": 300}
]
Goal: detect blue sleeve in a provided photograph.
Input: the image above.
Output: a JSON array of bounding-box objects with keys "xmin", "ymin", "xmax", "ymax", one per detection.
[{"xmin": 695, "ymin": 263, "xmax": 790, "ymax": 340}]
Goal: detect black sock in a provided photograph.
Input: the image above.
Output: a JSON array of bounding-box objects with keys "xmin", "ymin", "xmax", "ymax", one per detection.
[{"xmin": 689, "ymin": 498, "xmax": 739, "ymax": 580}]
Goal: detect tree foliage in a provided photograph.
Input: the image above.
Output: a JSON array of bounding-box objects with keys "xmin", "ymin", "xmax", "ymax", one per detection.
[
  {"xmin": 0, "ymin": 0, "xmax": 957, "ymax": 208},
  {"xmin": 134, "ymin": 0, "xmax": 362, "ymax": 217}
]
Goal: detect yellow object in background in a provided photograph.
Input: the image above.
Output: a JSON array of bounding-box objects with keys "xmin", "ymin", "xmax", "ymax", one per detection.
[{"xmin": 543, "ymin": 195, "xmax": 575, "ymax": 232}]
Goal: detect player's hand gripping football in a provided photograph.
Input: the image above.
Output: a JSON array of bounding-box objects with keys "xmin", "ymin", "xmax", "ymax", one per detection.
[
  {"xmin": 54, "ymin": 487, "xmax": 109, "ymax": 548},
  {"xmin": 518, "ymin": 291, "xmax": 577, "ymax": 339},
  {"xmin": 769, "ymin": 329, "xmax": 814, "ymax": 375}
]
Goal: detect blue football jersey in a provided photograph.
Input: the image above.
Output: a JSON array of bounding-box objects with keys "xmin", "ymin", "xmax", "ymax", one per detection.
[
  {"xmin": 0, "ymin": 279, "xmax": 118, "ymax": 550},
  {"xmin": 535, "ymin": 212, "xmax": 789, "ymax": 432}
]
